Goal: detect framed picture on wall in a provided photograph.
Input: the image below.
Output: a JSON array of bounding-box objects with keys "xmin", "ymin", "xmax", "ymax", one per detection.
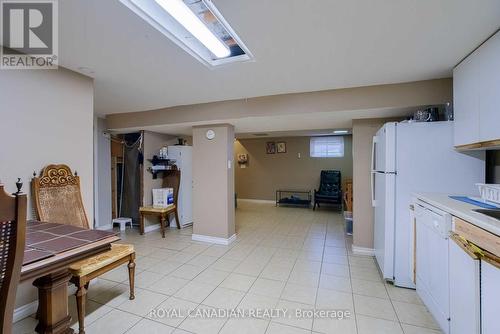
[
  {"xmin": 276, "ymin": 142, "xmax": 286, "ymax": 153},
  {"xmin": 266, "ymin": 142, "xmax": 276, "ymax": 154}
]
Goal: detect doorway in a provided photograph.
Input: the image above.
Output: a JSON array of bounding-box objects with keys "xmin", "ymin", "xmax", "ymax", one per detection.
[{"xmin": 110, "ymin": 132, "xmax": 143, "ymax": 223}]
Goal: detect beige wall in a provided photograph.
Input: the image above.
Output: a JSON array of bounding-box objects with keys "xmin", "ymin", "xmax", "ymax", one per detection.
[
  {"xmin": 0, "ymin": 69, "xmax": 94, "ymax": 308},
  {"xmin": 142, "ymin": 131, "xmax": 189, "ymax": 227},
  {"xmin": 192, "ymin": 124, "xmax": 235, "ymax": 239},
  {"xmin": 142, "ymin": 131, "xmax": 176, "ymax": 206},
  {"xmin": 94, "ymin": 117, "xmax": 112, "ymax": 228},
  {"xmin": 352, "ymin": 118, "xmax": 402, "ymax": 249},
  {"xmin": 107, "ymin": 79, "xmax": 452, "ymax": 130},
  {"xmin": 234, "ymin": 136, "xmax": 353, "ymax": 201}
]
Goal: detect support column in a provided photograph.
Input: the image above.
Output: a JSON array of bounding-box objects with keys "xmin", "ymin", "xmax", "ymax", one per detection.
[{"xmin": 192, "ymin": 124, "xmax": 235, "ymax": 245}]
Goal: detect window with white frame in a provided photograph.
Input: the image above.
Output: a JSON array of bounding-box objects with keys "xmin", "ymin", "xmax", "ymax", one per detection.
[{"xmin": 310, "ymin": 136, "xmax": 344, "ymax": 158}]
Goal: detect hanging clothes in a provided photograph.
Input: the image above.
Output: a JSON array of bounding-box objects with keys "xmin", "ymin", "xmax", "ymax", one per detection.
[{"xmin": 121, "ymin": 133, "xmax": 142, "ymax": 223}]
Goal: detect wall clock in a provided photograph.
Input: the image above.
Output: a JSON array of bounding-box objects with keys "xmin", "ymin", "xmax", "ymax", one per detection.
[{"xmin": 206, "ymin": 129, "xmax": 216, "ymax": 140}]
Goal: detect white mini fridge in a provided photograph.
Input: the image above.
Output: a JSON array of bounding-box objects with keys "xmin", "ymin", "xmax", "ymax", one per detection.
[
  {"xmin": 166, "ymin": 145, "xmax": 193, "ymax": 228},
  {"xmin": 371, "ymin": 121, "xmax": 485, "ymax": 288}
]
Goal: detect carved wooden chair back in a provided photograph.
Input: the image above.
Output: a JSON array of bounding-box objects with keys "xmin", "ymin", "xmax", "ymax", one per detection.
[
  {"xmin": 0, "ymin": 183, "xmax": 27, "ymax": 334},
  {"xmin": 32, "ymin": 164, "xmax": 89, "ymax": 229},
  {"xmin": 162, "ymin": 170, "xmax": 181, "ymax": 207}
]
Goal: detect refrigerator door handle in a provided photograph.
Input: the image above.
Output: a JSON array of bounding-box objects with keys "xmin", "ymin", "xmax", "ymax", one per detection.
[
  {"xmin": 371, "ymin": 171, "xmax": 377, "ymax": 207},
  {"xmin": 371, "ymin": 136, "xmax": 378, "ymax": 171}
]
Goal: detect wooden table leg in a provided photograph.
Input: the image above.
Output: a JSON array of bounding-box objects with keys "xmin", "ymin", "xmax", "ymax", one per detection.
[
  {"xmin": 174, "ymin": 210, "xmax": 181, "ymax": 229},
  {"xmin": 139, "ymin": 213, "xmax": 144, "ymax": 235},
  {"xmin": 160, "ymin": 214, "xmax": 166, "ymax": 238},
  {"xmin": 33, "ymin": 270, "xmax": 74, "ymax": 334},
  {"xmin": 128, "ymin": 254, "xmax": 136, "ymax": 300}
]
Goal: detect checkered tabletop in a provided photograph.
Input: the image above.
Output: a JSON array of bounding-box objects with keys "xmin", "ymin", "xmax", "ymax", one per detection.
[{"xmin": 23, "ymin": 220, "xmax": 117, "ymax": 265}]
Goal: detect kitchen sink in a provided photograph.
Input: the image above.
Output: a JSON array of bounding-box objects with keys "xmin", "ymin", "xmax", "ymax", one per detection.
[{"xmin": 473, "ymin": 209, "xmax": 500, "ymax": 220}]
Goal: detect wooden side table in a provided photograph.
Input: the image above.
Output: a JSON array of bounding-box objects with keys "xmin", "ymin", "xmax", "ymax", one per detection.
[{"xmin": 139, "ymin": 205, "xmax": 180, "ymax": 238}]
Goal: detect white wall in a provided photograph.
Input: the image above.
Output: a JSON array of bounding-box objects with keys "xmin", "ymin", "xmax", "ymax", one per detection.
[
  {"xmin": 94, "ymin": 117, "xmax": 112, "ymax": 229},
  {"xmin": 0, "ymin": 68, "xmax": 94, "ymax": 308}
]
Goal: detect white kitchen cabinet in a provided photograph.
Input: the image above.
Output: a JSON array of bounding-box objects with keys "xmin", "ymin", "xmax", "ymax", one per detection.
[
  {"xmin": 481, "ymin": 260, "xmax": 500, "ymax": 334},
  {"xmin": 453, "ymin": 30, "xmax": 500, "ymax": 147},
  {"xmin": 415, "ymin": 202, "xmax": 450, "ymax": 334},
  {"xmin": 449, "ymin": 236, "xmax": 480, "ymax": 334},
  {"xmin": 479, "ymin": 32, "xmax": 500, "ymax": 142},
  {"xmin": 453, "ymin": 48, "xmax": 481, "ymax": 147}
]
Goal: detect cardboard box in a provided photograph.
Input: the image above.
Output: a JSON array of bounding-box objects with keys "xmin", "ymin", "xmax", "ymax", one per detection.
[{"xmin": 153, "ymin": 188, "xmax": 174, "ymax": 207}]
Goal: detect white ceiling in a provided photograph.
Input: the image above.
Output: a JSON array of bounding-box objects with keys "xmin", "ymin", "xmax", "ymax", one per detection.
[{"xmin": 60, "ymin": 0, "xmax": 500, "ymax": 115}]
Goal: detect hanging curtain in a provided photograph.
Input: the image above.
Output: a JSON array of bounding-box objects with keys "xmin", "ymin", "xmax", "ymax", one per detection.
[{"xmin": 121, "ymin": 133, "xmax": 143, "ymax": 223}]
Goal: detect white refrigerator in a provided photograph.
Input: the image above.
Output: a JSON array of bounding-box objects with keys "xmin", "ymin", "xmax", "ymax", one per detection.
[
  {"xmin": 371, "ymin": 121, "xmax": 484, "ymax": 288},
  {"xmin": 166, "ymin": 145, "xmax": 193, "ymax": 228}
]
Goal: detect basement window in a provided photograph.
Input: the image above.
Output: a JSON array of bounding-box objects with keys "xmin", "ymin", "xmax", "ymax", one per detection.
[
  {"xmin": 310, "ymin": 136, "xmax": 344, "ymax": 158},
  {"xmin": 120, "ymin": 0, "xmax": 253, "ymax": 67}
]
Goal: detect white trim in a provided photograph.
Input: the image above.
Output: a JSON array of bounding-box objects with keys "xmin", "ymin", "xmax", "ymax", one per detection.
[
  {"xmin": 192, "ymin": 233, "xmax": 237, "ymax": 245},
  {"xmin": 352, "ymin": 246, "xmax": 375, "ymax": 256},
  {"xmin": 144, "ymin": 224, "xmax": 161, "ymax": 233},
  {"xmin": 95, "ymin": 224, "xmax": 113, "ymax": 231},
  {"xmin": 14, "ymin": 301, "xmax": 38, "ymax": 323},
  {"xmin": 238, "ymin": 198, "xmax": 275, "ymax": 204}
]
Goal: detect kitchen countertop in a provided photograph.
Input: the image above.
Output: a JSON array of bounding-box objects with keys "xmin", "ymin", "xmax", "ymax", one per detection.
[{"xmin": 413, "ymin": 193, "xmax": 500, "ymax": 237}]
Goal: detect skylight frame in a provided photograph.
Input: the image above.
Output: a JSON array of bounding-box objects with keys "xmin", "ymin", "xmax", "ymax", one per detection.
[{"xmin": 119, "ymin": 0, "xmax": 254, "ymax": 68}]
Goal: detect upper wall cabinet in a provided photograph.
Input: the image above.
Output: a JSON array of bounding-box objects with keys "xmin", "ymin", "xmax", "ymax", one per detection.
[
  {"xmin": 454, "ymin": 31, "xmax": 500, "ymax": 149},
  {"xmin": 479, "ymin": 33, "xmax": 500, "ymax": 143},
  {"xmin": 454, "ymin": 49, "xmax": 481, "ymax": 147}
]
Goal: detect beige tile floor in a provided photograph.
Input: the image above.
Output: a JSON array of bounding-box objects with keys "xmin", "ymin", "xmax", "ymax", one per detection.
[{"xmin": 14, "ymin": 201, "xmax": 442, "ymax": 334}]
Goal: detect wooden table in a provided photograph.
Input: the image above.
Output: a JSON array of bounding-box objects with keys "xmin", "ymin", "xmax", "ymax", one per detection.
[
  {"xmin": 21, "ymin": 221, "xmax": 119, "ymax": 334},
  {"xmin": 139, "ymin": 205, "xmax": 179, "ymax": 238}
]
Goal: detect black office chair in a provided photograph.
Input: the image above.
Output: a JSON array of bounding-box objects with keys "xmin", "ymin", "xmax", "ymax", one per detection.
[{"xmin": 313, "ymin": 170, "xmax": 342, "ymax": 211}]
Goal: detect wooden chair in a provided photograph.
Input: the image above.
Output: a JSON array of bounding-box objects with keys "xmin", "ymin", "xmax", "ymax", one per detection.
[
  {"xmin": 32, "ymin": 164, "xmax": 135, "ymax": 334},
  {"xmin": 343, "ymin": 178, "xmax": 353, "ymax": 212},
  {"xmin": 139, "ymin": 170, "xmax": 181, "ymax": 238},
  {"xmin": 0, "ymin": 182, "xmax": 27, "ymax": 334}
]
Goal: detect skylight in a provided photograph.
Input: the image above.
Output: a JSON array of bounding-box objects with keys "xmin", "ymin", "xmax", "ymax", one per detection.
[{"xmin": 120, "ymin": 0, "xmax": 253, "ymax": 67}]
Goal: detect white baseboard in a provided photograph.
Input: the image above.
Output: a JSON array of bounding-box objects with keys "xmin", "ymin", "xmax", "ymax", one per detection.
[
  {"xmin": 192, "ymin": 233, "xmax": 237, "ymax": 245},
  {"xmin": 352, "ymin": 245, "xmax": 375, "ymax": 256},
  {"xmin": 14, "ymin": 300, "xmax": 38, "ymax": 322},
  {"xmin": 170, "ymin": 221, "xmax": 193, "ymax": 228},
  {"xmin": 238, "ymin": 198, "xmax": 275, "ymax": 204},
  {"xmin": 96, "ymin": 224, "xmax": 113, "ymax": 231},
  {"xmin": 144, "ymin": 224, "xmax": 161, "ymax": 233}
]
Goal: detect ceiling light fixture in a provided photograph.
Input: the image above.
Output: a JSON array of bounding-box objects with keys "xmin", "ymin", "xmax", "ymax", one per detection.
[
  {"xmin": 333, "ymin": 130, "xmax": 349, "ymax": 134},
  {"xmin": 154, "ymin": 0, "xmax": 230, "ymax": 58}
]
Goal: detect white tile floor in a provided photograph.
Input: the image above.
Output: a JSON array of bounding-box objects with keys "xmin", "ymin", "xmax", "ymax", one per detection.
[{"xmin": 14, "ymin": 201, "xmax": 442, "ymax": 334}]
